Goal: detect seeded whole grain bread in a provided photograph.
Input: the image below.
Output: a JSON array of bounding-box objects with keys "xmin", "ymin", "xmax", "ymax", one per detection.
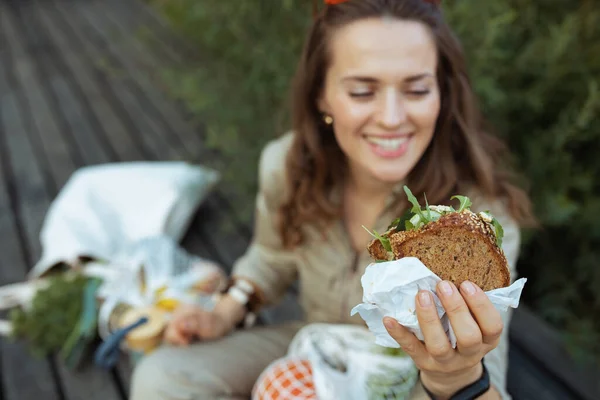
[{"xmin": 368, "ymin": 210, "xmax": 510, "ymax": 291}]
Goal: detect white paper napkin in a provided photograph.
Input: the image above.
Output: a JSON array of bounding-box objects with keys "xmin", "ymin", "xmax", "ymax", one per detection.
[{"xmin": 351, "ymin": 257, "xmax": 527, "ymax": 348}]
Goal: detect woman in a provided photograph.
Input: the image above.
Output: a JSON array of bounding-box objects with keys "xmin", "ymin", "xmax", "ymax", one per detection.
[{"xmin": 130, "ymin": 0, "xmax": 534, "ymax": 399}]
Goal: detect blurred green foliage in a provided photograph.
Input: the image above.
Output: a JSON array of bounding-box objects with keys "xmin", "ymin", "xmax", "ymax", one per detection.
[
  {"xmin": 10, "ymin": 274, "xmax": 90, "ymax": 358},
  {"xmin": 147, "ymin": 0, "xmax": 600, "ymax": 364}
]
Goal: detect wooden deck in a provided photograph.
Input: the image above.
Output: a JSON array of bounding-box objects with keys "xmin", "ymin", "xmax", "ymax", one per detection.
[{"xmin": 0, "ymin": 0, "xmax": 598, "ymax": 399}]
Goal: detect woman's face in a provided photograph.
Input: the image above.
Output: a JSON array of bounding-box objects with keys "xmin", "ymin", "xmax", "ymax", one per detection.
[{"xmin": 319, "ymin": 18, "xmax": 441, "ymax": 184}]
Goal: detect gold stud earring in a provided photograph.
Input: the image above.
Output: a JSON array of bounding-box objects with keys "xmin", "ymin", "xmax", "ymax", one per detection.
[{"xmin": 323, "ymin": 114, "xmax": 333, "ymax": 125}]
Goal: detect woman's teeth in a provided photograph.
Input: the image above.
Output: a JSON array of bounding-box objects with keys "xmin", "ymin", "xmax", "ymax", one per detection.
[{"xmin": 365, "ymin": 136, "xmax": 409, "ymax": 150}]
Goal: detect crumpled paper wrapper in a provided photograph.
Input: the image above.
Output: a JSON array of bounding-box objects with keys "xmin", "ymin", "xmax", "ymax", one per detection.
[{"xmin": 350, "ymin": 257, "xmax": 527, "ymax": 348}]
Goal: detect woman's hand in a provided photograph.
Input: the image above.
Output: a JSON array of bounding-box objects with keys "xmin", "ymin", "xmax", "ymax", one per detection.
[
  {"xmin": 164, "ymin": 303, "xmax": 237, "ymax": 346},
  {"xmin": 384, "ymin": 280, "xmax": 503, "ymax": 399}
]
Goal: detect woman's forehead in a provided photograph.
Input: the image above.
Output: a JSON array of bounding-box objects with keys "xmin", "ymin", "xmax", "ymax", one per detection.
[{"xmin": 328, "ymin": 18, "xmax": 438, "ymax": 81}]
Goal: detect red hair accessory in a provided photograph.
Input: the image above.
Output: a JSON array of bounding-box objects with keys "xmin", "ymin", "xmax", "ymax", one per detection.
[{"xmin": 324, "ymin": 0, "xmax": 441, "ymax": 4}]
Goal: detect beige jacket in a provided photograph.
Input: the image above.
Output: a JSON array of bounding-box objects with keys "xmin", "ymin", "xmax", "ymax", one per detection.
[{"xmin": 232, "ymin": 132, "xmax": 521, "ymax": 399}]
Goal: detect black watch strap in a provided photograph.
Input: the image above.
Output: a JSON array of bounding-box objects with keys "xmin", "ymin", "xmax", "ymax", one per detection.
[{"xmin": 422, "ymin": 360, "xmax": 490, "ymax": 400}]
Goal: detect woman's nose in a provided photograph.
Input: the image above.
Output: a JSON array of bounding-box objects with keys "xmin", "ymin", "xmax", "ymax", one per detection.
[{"xmin": 376, "ymin": 90, "xmax": 407, "ymax": 129}]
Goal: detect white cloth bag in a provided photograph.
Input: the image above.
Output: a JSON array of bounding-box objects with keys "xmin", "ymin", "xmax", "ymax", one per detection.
[{"xmin": 29, "ymin": 161, "xmax": 220, "ymax": 278}]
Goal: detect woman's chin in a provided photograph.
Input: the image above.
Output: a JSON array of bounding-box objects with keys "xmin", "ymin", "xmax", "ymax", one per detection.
[{"xmin": 368, "ymin": 166, "xmax": 410, "ymax": 185}]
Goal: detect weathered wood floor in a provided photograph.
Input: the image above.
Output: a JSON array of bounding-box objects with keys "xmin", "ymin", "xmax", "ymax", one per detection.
[
  {"xmin": 0, "ymin": 0, "xmax": 261, "ymax": 398},
  {"xmin": 0, "ymin": 0, "xmax": 598, "ymax": 399}
]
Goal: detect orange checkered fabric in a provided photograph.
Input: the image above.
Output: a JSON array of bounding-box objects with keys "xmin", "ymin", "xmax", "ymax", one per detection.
[{"xmin": 253, "ymin": 358, "xmax": 317, "ymax": 399}]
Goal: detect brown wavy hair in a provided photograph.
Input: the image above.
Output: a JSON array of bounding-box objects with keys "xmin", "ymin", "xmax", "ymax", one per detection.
[{"xmin": 279, "ymin": 0, "xmax": 535, "ymax": 249}]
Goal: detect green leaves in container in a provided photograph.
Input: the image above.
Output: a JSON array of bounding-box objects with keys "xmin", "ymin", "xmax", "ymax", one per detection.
[{"xmin": 451, "ymin": 195, "xmax": 472, "ymax": 212}]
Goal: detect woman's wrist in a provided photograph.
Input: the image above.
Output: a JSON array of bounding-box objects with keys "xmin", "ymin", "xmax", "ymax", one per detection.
[
  {"xmin": 420, "ymin": 362, "xmax": 484, "ymax": 399},
  {"xmin": 213, "ymin": 294, "xmax": 248, "ymax": 332}
]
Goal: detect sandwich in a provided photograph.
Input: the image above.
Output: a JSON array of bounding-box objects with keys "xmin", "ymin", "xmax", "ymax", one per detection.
[{"xmin": 364, "ymin": 186, "xmax": 509, "ymax": 291}]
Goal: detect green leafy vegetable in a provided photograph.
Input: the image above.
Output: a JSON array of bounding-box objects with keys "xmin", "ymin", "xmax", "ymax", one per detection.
[
  {"xmin": 451, "ymin": 195, "xmax": 473, "ymax": 212},
  {"xmin": 403, "ymin": 186, "xmax": 427, "ymax": 221},
  {"xmin": 492, "ymin": 217, "xmax": 505, "ymax": 247},
  {"xmin": 362, "ymin": 226, "xmax": 392, "ymax": 252},
  {"xmin": 392, "ymin": 210, "xmax": 413, "ymax": 231},
  {"xmin": 387, "ymin": 218, "xmax": 401, "ymax": 231},
  {"xmin": 424, "ymin": 194, "xmax": 432, "ymax": 220},
  {"xmin": 387, "ymin": 187, "xmax": 503, "ymax": 248},
  {"xmin": 10, "ymin": 273, "xmax": 94, "ymax": 359}
]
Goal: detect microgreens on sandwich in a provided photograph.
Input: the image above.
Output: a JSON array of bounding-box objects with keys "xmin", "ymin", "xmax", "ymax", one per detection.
[
  {"xmin": 366, "ymin": 186, "xmax": 505, "ymax": 259},
  {"xmin": 492, "ymin": 217, "xmax": 504, "ymax": 247},
  {"xmin": 404, "ymin": 186, "xmax": 428, "ymax": 221},
  {"xmin": 451, "ymin": 195, "xmax": 472, "ymax": 212},
  {"xmin": 362, "ymin": 226, "xmax": 391, "ymax": 253}
]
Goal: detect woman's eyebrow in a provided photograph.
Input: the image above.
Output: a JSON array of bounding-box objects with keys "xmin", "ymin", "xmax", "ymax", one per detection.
[
  {"xmin": 341, "ymin": 73, "xmax": 434, "ymax": 83},
  {"xmin": 405, "ymin": 73, "xmax": 434, "ymax": 82}
]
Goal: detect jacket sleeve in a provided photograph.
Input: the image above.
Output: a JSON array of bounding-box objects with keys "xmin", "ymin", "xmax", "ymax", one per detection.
[
  {"xmin": 230, "ymin": 135, "xmax": 298, "ymax": 307},
  {"xmin": 408, "ymin": 198, "xmax": 521, "ymax": 400}
]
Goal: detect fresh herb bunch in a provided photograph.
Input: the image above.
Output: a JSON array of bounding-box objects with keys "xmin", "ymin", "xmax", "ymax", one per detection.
[
  {"xmin": 363, "ymin": 186, "xmax": 505, "ymax": 260},
  {"xmin": 9, "ymin": 273, "xmax": 91, "ymax": 358}
]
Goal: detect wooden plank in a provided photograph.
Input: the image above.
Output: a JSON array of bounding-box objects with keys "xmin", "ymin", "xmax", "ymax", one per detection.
[
  {"xmin": 102, "ymin": 0, "xmax": 260, "ymax": 229},
  {"xmin": 110, "ymin": 0, "xmax": 195, "ymax": 69},
  {"xmin": 0, "ymin": 10, "xmax": 62, "ymax": 397},
  {"xmin": 0, "ymin": 97, "xmax": 61, "ymax": 400},
  {"xmin": 1, "ymin": 2, "xmax": 124, "ymax": 399},
  {"xmin": 509, "ymin": 306, "xmax": 600, "ymax": 400},
  {"xmin": 73, "ymin": 0, "xmax": 205, "ymax": 161},
  {"xmin": 49, "ymin": 0, "xmax": 179, "ymax": 162},
  {"xmin": 1, "ymin": 2, "xmax": 76, "ymax": 197},
  {"xmin": 34, "ymin": 0, "xmax": 146, "ymax": 164},
  {"xmin": 99, "ymin": 0, "xmax": 207, "ymax": 154},
  {"xmin": 9, "ymin": 0, "xmax": 114, "ymax": 167},
  {"xmin": 57, "ymin": 0, "xmax": 182, "ymax": 162}
]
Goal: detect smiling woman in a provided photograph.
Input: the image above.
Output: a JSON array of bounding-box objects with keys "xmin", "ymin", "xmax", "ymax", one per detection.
[
  {"xmin": 280, "ymin": 0, "xmax": 534, "ymax": 251},
  {"xmin": 320, "ymin": 18, "xmax": 440, "ymax": 181},
  {"xmin": 130, "ymin": 1, "xmax": 535, "ymax": 399}
]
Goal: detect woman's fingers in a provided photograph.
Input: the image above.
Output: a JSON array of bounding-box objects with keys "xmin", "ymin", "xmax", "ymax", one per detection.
[
  {"xmin": 384, "ymin": 317, "xmax": 429, "ymax": 366},
  {"xmin": 165, "ymin": 305, "xmax": 204, "ymax": 345},
  {"xmin": 415, "ymin": 290, "xmax": 453, "ymax": 362},
  {"xmin": 164, "ymin": 322, "xmax": 190, "ymax": 346},
  {"xmin": 459, "ymin": 281, "xmax": 504, "ymax": 346},
  {"xmin": 436, "ymin": 281, "xmax": 482, "ymax": 356}
]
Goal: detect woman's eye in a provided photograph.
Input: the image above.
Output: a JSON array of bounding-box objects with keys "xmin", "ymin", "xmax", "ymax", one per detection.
[
  {"xmin": 407, "ymin": 89, "xmax": 430, "ymax": 96},
  {"xmin": 349, "ymin": 92, "xmax": 373, "ymax": 98}
]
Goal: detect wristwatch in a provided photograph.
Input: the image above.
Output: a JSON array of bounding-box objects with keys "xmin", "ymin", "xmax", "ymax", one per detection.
[
  {"xmin": 224, "ymin": 278, "xmax": 257, "ymax": 328},
  {"xmin": 422, "ymin": 360, "xmax": 490, "ymax": 400}
]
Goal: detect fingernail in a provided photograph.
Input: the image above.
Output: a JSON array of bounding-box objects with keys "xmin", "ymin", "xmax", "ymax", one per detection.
[
  {"xmin": 439, "ymin": 281, "xmax": 454, "ymax": 297},
  {"xmin": 384, "ymin": 318, "xmax": 396, "ymax": 330},
  {"xmin": 418, "ymin": 291, "xmax": 432, "ymax": 307},
  {"xmin": 461, "ymin": 281, "xmax": 477, "ymax": 296}
]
